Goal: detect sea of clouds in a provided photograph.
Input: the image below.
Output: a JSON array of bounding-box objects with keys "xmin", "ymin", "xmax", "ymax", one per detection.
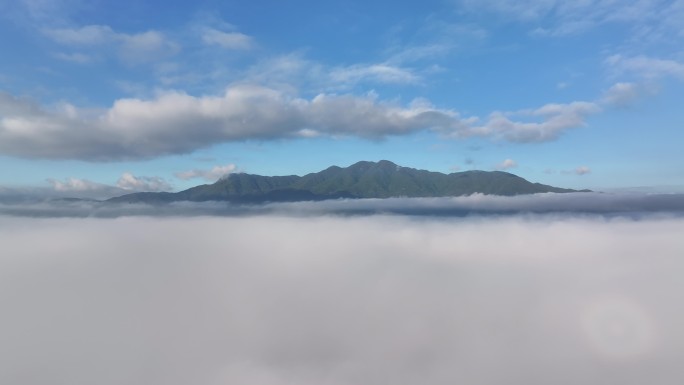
[
  {"xmin": 1, "ymin": 194, "xmax": 683, "ymax": 384},
  {"xmin": 2, "ymin": 192, "xmax": 684, "ymax": 218}
]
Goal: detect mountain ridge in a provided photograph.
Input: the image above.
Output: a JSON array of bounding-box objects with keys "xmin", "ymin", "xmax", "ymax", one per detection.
[{"xmin": 108, "ymin": 160, "xmax": 587, "ymax": 203}]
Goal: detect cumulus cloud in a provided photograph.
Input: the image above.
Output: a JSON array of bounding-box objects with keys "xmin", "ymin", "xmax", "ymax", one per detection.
[
  {"xmin": 496, "ymin": 158, "xmax": 517, "ymax": 170},
  {"xmin": 0, "ymin": 214, "xmax": 682, "ymax": 385},
  {"xmin": 0, "ymin": 88, "xmax": 600, "ymax": 161},
  {"xmin": 0, "ymin": 87, "xmax": 460, "ymax": 160},
  {"xmin": 175, "ymin": 164, "xmax": 238, "ymax": 182}
]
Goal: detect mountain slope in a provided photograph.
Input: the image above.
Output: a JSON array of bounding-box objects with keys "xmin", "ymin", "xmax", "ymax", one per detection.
[{"xmin": 109, "ymin": 160, "xmax": 583, "ymax": 203}]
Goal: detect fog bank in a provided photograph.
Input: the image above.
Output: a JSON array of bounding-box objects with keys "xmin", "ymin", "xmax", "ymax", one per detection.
[
  {"xmin": 1, "ymin": 215, "xmax": 683, "ymax": 384},
  {"xmin": 2, "ymin": 192, "xmax": 684, "ymax": 218}
]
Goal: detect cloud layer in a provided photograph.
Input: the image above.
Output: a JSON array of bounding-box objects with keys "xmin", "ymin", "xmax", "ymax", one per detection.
[
  {"xmin": 2, "ymin": 192, "xmax": 684, "ymax": 218},
  {"xmin": 1, "ymin": 214, "xmax": 682, "ymax": 385},
  {"xmin": 0, "ymin": 87, "xmax": 599, "ymax": 161}
]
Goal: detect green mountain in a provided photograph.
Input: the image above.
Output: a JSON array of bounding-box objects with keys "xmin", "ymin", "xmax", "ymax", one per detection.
[{"xmin": 108, "ymin": 160, "xmax": 585, "ymax": 203}]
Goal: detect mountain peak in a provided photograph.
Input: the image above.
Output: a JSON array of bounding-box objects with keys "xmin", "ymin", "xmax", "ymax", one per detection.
[
  {"xmin": 348, "ymin": 159, "xmax": 397, "ymax": 167},
  {"xmin": 346, "ymin": 160, "xmax": 399, "ymax": 174},
  {"xmin": 109, "ymin": 160, "xmax": 584, "ymax": 203}
]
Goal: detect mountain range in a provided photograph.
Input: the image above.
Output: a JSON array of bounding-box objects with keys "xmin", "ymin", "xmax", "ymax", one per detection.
[{"xmin": 108, "ymin": 160, "xmax": 586, "ymax": 204}]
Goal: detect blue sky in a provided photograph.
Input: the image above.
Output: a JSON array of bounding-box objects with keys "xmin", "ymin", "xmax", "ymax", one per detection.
[{"xmin": 1, "ymin": 0, "xmax": 683, "ymax": 196}]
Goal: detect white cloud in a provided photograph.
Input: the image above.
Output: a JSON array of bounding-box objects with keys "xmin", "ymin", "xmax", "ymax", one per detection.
[
  {"xmin": 53, "ymin": 52, "xmax": 93, "ymax": 64},
  {"xmin": 5, "ymin": 191, "xmax": 684, "ymax": 217},
  {"xmin": 601, "ymin": 82, "xmax": 640, "ymax": 106},
  {"xmin": 240, "ymin": 53, "xmax": 321, "ymax": 93},
  {"xmin": 1, "ymin": 214, "xmax": 683, "ymax": 384},
  {"xmin": 244, "ymin": 53, "xmax": 421, "ymax": 91},
  {"xmin": 606, "ymin": 55, "xmax": 684, "ymax": 81},
  {"xmin": 575, "ymin": 166, "xmax": 591, "ymax": 175},
  {"xmin": 457, "ymin": 0, "xmax": 677, "ymax": 39},
  {"xmin": 118, "ymin": 31, "xmax": 180, "ymax": 65},
  {"xmin": 329, "ymin": 63, "xmax": 421, "ymax": 85},
  {"xmin": 202, "ymin": 28, "xmax": 253, "ymax": 50},
  {"xmin": 380, "ymin": 21, "xmax": 488, "ymax": 83},
  {"xmin": 0, "ymin": 87, "xmax": 601, "ymax": 160},
  {"xmin": 458, "ymin": 0, "xmax": 556, "ymax": 21},
  {"xmin": 116, "ymin": 172, "xmax": 172, "ymax": 191},
  {"xmin": 561, "ymin": 166, "xmax": 591, "ymax": 176},
  {"xmin": 15, "ymin": 0, "xmax": 79, "ymax": 22},
  {"xmin": 496, "ymin": 158, "xmax": 517, "ymax": 170},
  {"xmin": 0, "ymin": 86, "xmax": 462, "ymax": 160},
  {"xmin": 47, "ymin": 177, "xmax": 113, "ymax": 193},
  {"xmin": 43, "ymin": 24, "xmax": 179, "ymax": 65},
  {"xmin": 175, "ymin": 164, "xmax": 238, "ymax": 182},
  {"xmin": 464, "ymin": 101, "xmax": 601, "ymax": 142},
  {"xmin": 45, "ymin": 173, "xmax": 170, "ymax": 199},
  {"xmin": 44, "ymin": 24, "xmax": 115, "ymax": 45}
]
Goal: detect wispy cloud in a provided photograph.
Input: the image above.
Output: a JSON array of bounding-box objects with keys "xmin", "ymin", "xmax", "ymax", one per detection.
[
  {"xmin": 457, "ymin": 0, "xmax": 679, "ymax": 40},
  {"xmin": 384, "ymin": 21, "xmax": 489, "ymax": 65},
  {"xmin": 605, "ymin": 55, "xmax": 684, "ymax": 81},
  {"xmin": 201, "ymin": 28, "xmax": 253, "ymax": 50},
  {"xmin": 53, "ymin": 52, "xmax": 93, "ymax": 64},
  {"xmin": 463, "ymin": 101, "xmax": 601, "ymax": 143},
  {"xmin": 43, "ymin": 24, "xmax": 180, "ymax": 65},
  {"xmin": 44, "ymin": 24, "xmax": 116, "ymax": 45},
  {"xmin": 118, "ymin": 31, "xmax": 180, "ymax": 65},
  {"xmin": 243, "ymin": 52, "xmax": 422, "ymax": 91},
  {"xmin": 601, "ymin": 82, "xmax": 640, "ymax": 107},
  {"xmin": 328, "ymin": 63, "xmax": 420, "ymax": 85}
]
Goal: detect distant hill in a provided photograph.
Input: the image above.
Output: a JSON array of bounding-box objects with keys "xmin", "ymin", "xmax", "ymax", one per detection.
[{"xmin": 108, "ymin": 160, "xmax": 586, "ymax": 203}]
